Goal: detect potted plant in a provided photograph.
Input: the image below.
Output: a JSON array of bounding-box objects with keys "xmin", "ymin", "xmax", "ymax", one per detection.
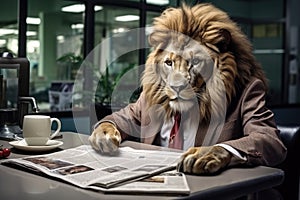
[
  {"xmin": 94, "ymin": 63, "xmax": 138, "ymax": 105},
  {"xmin": 72, "ymin": 60, "xmax": 141, "ymax": 126},
  {"xmin": 56, "ymin": 53, "xmax": 83, "ymax": 80}
]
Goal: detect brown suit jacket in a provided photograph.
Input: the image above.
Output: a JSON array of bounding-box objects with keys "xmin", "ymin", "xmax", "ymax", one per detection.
[{"xmin": 102, "ymin": 78, "xmax": 287, "ymax": 167}]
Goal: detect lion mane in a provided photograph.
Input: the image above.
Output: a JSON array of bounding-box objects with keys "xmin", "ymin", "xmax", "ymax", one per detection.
[{"xmin": 141, "ymin": 3, "xmax": 267, "ymax": 123}]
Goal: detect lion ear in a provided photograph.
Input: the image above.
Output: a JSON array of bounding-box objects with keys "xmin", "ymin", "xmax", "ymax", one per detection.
[
  {"xmin": 148, "ymin": 32, "xmax": 158, "ymax": 48},
  {"xmin": 148, "ymin": 32, "xmax": 166, "ymax": 50},
  {"xmin": 217, "ymin": 29, "xmax": 231, "ymax": 53}
]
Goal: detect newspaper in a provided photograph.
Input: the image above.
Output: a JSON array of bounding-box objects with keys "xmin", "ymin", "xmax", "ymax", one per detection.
[{"xmin": 2, "ymin": 145, "xmax": 190, "ymax": 195}]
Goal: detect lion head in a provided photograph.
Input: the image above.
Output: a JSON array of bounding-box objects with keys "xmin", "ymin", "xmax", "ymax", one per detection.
[{"xmin": 141, "ymin": 3, "xmax": 267, "ymax": 123}]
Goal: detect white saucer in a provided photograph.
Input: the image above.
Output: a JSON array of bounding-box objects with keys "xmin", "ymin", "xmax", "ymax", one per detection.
[{"xmin": 9, "ymin": 139, "xmax": 63, "ymax": 152}]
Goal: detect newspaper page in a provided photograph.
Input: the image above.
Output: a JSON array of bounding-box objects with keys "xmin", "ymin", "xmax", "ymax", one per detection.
[
  {"xmin": 102, "ymin": 170, "xmax": 190, "ymax": 195},
  {"xmin": 1, "ymin": 145, "xmax": 190, "ymax": 195}
]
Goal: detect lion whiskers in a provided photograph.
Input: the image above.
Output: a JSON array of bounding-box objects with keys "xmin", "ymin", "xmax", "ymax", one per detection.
[
  {"xmin": 169, "ymin": 98, "xmax": 195, "ymax": 113},
  {"xmin": 166, "ymin": 84, "xmax": 199, "ymax": 113}
]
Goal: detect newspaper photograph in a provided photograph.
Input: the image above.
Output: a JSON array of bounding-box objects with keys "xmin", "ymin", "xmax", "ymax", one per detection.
[{"xmin": 1, "ymin": 145, "xmax": 190, "ymax": 195}]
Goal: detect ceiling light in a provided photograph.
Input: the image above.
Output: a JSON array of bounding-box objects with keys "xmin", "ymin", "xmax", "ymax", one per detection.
[
  {"xmin": 94, "ymin": 6, "xmax": 102, "ymax": 12},
  {"xmin": 62, "ymin": 4, "xmax": 85, "ymax": 13},
  {"xmin": 26, "ymin": 31, "xmax": 37, "ymax": 36},
  {"xmin": 61, "ymin": 4, "xmax": 102, "ymax": 13},
  {"xmin": 146, "ymin": 0, "xmax": 169, "ymax": 5},
  {"xmin": 0, "ymin": 29, "xmax": 36, "ymax": 37},
  {"xmin": 26, "ymin": 17, "xmax": 41, "ymax": 25},
  {"xmin": 0, "ymin": 39, "xmax": 6, "ymax": 45},
  {"xmin": 115, "ymin": 15, "xmax": 139, "ymax": 22},
  {"xmin": 71, "ymin": 23, "xmax": 84, "ymax": 29},
  {"xmin": 57, "ymin": 35, "xmax": 65, "ymax": 43},
  {"xmin": 112, "ymin": 27, "xmax": 129, "ymax": 34},
  {"xmin": 0, "ymin": 29, "xmax": 18, "ymax": 36}
]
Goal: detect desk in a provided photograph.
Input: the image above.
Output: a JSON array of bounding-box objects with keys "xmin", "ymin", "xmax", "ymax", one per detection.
[{"xmin": 0, "ymin": 132, "xmax": 284, "ymax": 200}]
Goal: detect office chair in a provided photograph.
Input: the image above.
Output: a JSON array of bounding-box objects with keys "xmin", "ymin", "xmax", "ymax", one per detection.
[{"xmin": 276, "ymin": 125, "xmax": 300, "ymax": 200}]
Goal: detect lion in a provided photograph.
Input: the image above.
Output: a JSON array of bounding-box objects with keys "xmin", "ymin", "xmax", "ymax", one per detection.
[{"xmin": 89, "ymin": 3, "xmax": 286, "ymax": 175}]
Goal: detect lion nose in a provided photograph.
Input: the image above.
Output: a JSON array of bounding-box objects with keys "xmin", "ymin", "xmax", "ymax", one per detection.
[
  {"xmin": 170, "ymin": 84, "xmax": 186, "ymax": 93},
  {"xmin": 169, "ymin": 73, "xmax": 188, "ymax": 92}
]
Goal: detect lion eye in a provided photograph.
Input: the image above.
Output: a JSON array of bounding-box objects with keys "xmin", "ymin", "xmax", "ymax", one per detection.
[
  {"xmin": 164, "ymin": 59, "xmax": 173, "ymax": 67},
  {"xmin": 191, "ymin": 58, "xmax": 201, "ymax": 66}
]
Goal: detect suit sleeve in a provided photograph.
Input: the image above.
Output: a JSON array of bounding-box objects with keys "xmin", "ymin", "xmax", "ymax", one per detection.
[{"xmin": 222, "ymin": 79, "xmax": 287, "ymax": 166}]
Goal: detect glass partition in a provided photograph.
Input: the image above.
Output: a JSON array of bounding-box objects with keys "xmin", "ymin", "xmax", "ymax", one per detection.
[
  {"xmin": 27, "ymin": 0, "xmax": 84, "ymax": 112},
  {"xmin": 92, "ymin": 5, "xmax": 140, "ymax": 106},
  {"xmin": 0, "ymin": 0, "xmax": 18, "ymax": 56}
]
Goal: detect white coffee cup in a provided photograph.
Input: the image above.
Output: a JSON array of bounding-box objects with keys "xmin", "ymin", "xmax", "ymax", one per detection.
[{"xmin": 22, "ymin": 115, "xmax": 61, "ymax": 146}]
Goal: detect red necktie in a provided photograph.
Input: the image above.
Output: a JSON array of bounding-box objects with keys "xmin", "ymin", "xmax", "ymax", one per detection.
[{"xmin": 168, "ymin": 113, "xmax": 182, "ymax": 149}]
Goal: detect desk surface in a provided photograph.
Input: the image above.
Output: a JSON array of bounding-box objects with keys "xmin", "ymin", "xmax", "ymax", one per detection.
[{"xmin": 0, "ymin": 132, "xmax": 284, "ymax": 200}]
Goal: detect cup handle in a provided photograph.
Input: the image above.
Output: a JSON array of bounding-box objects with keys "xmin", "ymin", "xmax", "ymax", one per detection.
[{"xmin": 50, "ymin": 118, "xmax": 61, "ymax": 139}]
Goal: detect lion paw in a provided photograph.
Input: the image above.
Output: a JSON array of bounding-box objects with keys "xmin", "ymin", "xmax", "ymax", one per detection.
[
  {"xmin": 89, "ymin": 122, "xmax": 121, "ymax": 154},
  {"xmin": 177, "ymin": 146, "xmax": 232, "ymax": 174}
]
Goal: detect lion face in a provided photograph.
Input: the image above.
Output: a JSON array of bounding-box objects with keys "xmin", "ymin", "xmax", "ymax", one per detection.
[
  {"xmin": 142, "ymin": 33, "xmax": 219, "ymax": 121},
  {"xmin": 157, "ymin": 36, "xmax": 214, "ymax": 113}
]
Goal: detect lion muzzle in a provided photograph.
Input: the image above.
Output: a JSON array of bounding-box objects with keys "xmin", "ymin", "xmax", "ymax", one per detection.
[{"xmin": 168, "ymin": 72, "xmax": 188, "ymax": 94}]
